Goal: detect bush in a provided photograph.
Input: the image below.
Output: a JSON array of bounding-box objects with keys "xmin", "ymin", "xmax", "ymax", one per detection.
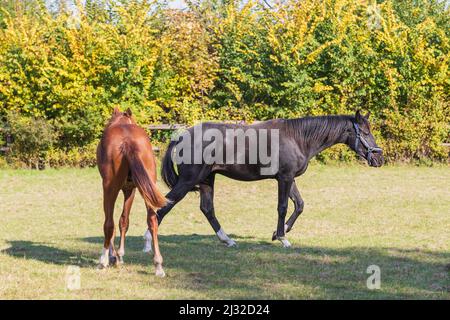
[
  {"xmin": 6, "ymin": 112, "xmax": 56, "ymax": 168},
  {"xmin": 46, "ymin": 141, "xmax": 98, "ymax": 168},
  {"xmin": 0, "ymin": 0, "xmax": 448, "ymax": 165},
  {"xmin": 0, "ymin": 156, "xmax": 8, "ymax": 169}
]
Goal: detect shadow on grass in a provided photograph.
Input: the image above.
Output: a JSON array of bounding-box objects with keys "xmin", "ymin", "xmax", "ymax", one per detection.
[
  {"xmin": 1, "ymin": 241, "xmax": 94, "ymax": 267},
  {"xmin": 3, "ymin": 235, "xmax": 449, "ymax": 299}
]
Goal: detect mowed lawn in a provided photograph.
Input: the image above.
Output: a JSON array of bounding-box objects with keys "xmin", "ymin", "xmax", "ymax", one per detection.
[{"xmin": 0, "ymin": 164, "xmax": 449, "ymax": 299}]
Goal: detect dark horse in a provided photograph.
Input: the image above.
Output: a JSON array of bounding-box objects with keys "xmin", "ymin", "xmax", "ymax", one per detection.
[
  {"xmin": 97, "ymin": 107, "xmax": 167, "ymax": 277},
  {"xmin": 146, "ymin": 111, "xmax": 383, "ymax": 249}
]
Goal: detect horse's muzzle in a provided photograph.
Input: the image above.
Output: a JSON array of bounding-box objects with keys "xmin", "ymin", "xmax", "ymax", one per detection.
[{"xmin": 368, "ymin": 153, "xmax": 384, "ymax": 167}]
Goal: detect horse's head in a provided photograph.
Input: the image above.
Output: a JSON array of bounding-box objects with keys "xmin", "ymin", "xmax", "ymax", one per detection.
[
  {"xmin": 349, "ymin": 110, "xmax": 384, "ymax": 167},
  {"xmin": 106, "ymin": 107, "xmax": 136, "ymax": 127}
]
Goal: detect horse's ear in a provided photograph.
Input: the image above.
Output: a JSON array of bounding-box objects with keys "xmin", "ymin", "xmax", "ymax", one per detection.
[
  {"xmin": 124, "ymin": 108, "xmax": 132, "ymax": 117},
  {"xmin": 364, "ymin": 111, "xmax": 371, "ymax": 119},
  {"xmin": 355, "ymin": 110, "xmax": 364, "ymax": 124},
  {"xmin": 113, "ymin": 107, "xmax": 121, "ymax": 115}
]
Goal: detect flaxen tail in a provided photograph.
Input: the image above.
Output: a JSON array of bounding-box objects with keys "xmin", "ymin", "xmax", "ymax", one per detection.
[{"xmin": 123, "ymin": 143, "xmax": 167, "ymax": 210}]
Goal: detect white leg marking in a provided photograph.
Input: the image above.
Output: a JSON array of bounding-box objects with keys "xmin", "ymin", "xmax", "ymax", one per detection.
[
  {"xmin": 99, "ymin": 247, "xmax": 109, "ymax": 267},
  {"xmin": 284, "ymin": 224, "xmax": 289, "ymax": 233},
  {"xmin": 117, "ymin": 247, "xmax": 125, "ymax": 257},
  {"xmin": 155, "ymin": 266, "xmax": 166, "ymax": 278},
  {"xmin": 143, "ymin": 229, "xmax": 153, "ymax": 253},
  {"xmin": 216, "ymin": 228, "xmax": 237, "ymax": 247},
  {"xmin": 279, "ymin": 238, "xmax": 291, "ymax": 248}
]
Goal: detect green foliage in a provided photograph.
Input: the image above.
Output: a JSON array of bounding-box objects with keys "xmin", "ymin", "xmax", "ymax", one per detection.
[
  {"xmin": 46, "ymin": 140, "xmax": 98, "ymax": 168},
  {"xmin": 0, "ymin": 156, "xmax": 7, "ymax": 169},
  {"xmin": 0, "ymin": 0, "xmax": 448, "ymax": 166},
  {"xmin": 6, "ymin": 112, "xmax": 56, "ymax": 168}
]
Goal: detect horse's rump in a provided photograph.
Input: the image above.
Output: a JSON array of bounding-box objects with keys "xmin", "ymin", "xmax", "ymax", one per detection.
[{"xmin": 121, "ymin": 140, "xmax": 167, "ymax": 210}]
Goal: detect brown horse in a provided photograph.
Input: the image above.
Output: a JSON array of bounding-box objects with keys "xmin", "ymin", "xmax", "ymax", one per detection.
[{"xmin": 96, "ymin": 107, "xmax": 167, "ymax": 277}]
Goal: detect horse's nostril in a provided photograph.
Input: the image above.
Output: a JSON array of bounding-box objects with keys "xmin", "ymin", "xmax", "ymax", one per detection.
[{"xmin": 370, "ymin": 156, "xmax": 382, "ymax": 167}]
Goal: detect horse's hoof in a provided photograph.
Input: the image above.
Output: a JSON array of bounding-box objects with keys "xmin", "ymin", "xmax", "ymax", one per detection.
[
  {"xmin": 273, "ymin": 225, "xmax": 290, "ymax": 241},
  {"xmin": 143, "ymin": 246, "xmax": 153, "ymax": 253},
  {"xmin": 280, "ymin": 239, "xmax": 291, "ymax": 248},
  {"xmin": 226, "ymin": 239, "xmax": 237, "ymax": 247},
  {"xmin": 155, "ymin": 268, "xmax": 166, "ymax": 278},
  {"xmin": 117, "ymin": 256, "xmax": 124, "ymax": 265},
  {"xmin": 109, "ymin": 256, "xmax": 117, "ymax": 265},
  {"xmin": 97, "ymin": 263, "xmax": 108, "ymax": 270}
]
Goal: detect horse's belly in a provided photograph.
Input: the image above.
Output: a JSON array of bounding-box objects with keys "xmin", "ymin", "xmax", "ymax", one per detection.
[{"xmin": 212, "ymin": 164, "xmax": 274, "ymax": 181}]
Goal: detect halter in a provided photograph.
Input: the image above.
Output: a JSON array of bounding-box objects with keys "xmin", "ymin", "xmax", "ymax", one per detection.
[{"xmin": 353, "ymin": 122, "xmax": 382, "ymax": 162}]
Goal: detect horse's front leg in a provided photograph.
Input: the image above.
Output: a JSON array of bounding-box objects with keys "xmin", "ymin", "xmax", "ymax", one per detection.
[
  {"xmin": 285, "ymin": 183, "xmax": 304, "ymax": 233},
  {"xmin": 272, "ymin": 182, "xmax": 304, "ymax": 240},
  {"xmin": 143, "ymin": 180, "xmax": 197, "ymax": 253},
  {"xmin": 274, "ymin": 178, "xmax": 294, "ymax": 248},
  {"xmin": 199, "ymin": 177, "xmax": 236, "ymax": 247}
]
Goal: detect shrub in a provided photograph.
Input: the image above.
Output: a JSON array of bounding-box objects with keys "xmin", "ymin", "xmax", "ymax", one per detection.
[
  {"xmin": 6, "ymin": 112, "xmax": 57, "ymax": 168},
  {"xmin": 46, "ymin": 140, "xmax": 98, "ymax": 168},
  {"xmin": 0, "ymin": 156, "xmax": 8, "ymax": 169},
  {"xmin": 0, "ymin": 0, "xmax": 448, "ymax": 165}
]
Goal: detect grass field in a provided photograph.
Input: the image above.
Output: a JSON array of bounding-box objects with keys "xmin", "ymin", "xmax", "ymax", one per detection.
[{"xmin": 0, "ymin": 164, "xmax": 449, "ymax": 299}]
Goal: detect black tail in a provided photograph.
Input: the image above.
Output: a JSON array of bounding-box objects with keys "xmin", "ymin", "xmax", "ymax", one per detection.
[{"xmin": 161, "ymin": 140, "xmax": 179, "ymax": 190}]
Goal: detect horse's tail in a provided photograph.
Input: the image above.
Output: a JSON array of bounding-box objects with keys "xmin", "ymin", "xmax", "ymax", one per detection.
[
  {"xmin": 162, "ymin": 138, "xmax": 199, "ymax": 192},
  {"xmin": 123, "ymin": 142, "xmax": 167, "ymax": 210},
  {"xmin": 161, "ymin": 140, "xmax": 179, "ymax": 190}
]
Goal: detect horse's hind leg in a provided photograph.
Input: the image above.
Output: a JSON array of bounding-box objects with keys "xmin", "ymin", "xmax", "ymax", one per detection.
[
  {"xmin": 156, "ymin": 178, "xmax": 201, "ymax": 224},
  {"xmin": 199, "ymin": 176, "xmax": 236, "ymax": 247},
  {"xmin": 117, "ymin": 185, "xmax": 136, "ymax": 264},
  {"xmin": 147, "ymin": 207, "xmax": 165, "ymax": 277},
  {"xmin": 143, "ymin": 181, "xmax": 197, "ymax": 252},
  {"xmin": 99, "ymin": 184, "xmax": 120, "ymax": 268},
  {"xmin": 109, "ymin": 228, "xmax": 118, "ymax": 265},
  {"xmin": 156, "ymin": 165, "xmax": 212, "ymax": 225}
]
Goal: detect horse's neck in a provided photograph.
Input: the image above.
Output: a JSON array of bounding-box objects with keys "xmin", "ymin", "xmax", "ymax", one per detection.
[{"xmin": 298, "ymin": 118, "xmax": 350, "ymax": 160}]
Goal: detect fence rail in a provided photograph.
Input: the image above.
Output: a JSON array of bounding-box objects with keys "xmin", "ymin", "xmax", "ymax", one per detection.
[
  {"xmin": 147, "ymin": 124, "xmax": 187, "ymax": 130},
  {"xmin": 147, "ymin": 120, "xmax": 262, "ymax": 130}
]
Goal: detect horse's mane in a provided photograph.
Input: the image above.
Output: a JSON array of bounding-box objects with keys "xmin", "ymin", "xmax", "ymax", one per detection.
[{"xmin": 284, "ymin": 115, "xmax": 353, "ymax": 143}]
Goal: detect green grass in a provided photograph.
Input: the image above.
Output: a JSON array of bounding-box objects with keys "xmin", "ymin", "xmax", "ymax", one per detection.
[{"xmin": 0, "ymin": 164, "xmax": 449, "ymax": 299}]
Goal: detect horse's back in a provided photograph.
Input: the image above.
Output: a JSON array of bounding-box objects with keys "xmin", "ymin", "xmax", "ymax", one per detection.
[
  {"xmin": 97, "ymin": 123, "xmax": 156, "ymax": 179},
  {"xmin": 104, "ymin": 123, "xmax": 148, "ymax": 140},
  {"xmin": 173, "ymin": 119, "xmax": 287, "ymax": 181},
  {"xmin": 190, "ymin": 119, "xmax": 284, "ymax": 132},
  {"xmin": 100, "ymin": 124, "xmax": 153, "ymax": 153}
]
